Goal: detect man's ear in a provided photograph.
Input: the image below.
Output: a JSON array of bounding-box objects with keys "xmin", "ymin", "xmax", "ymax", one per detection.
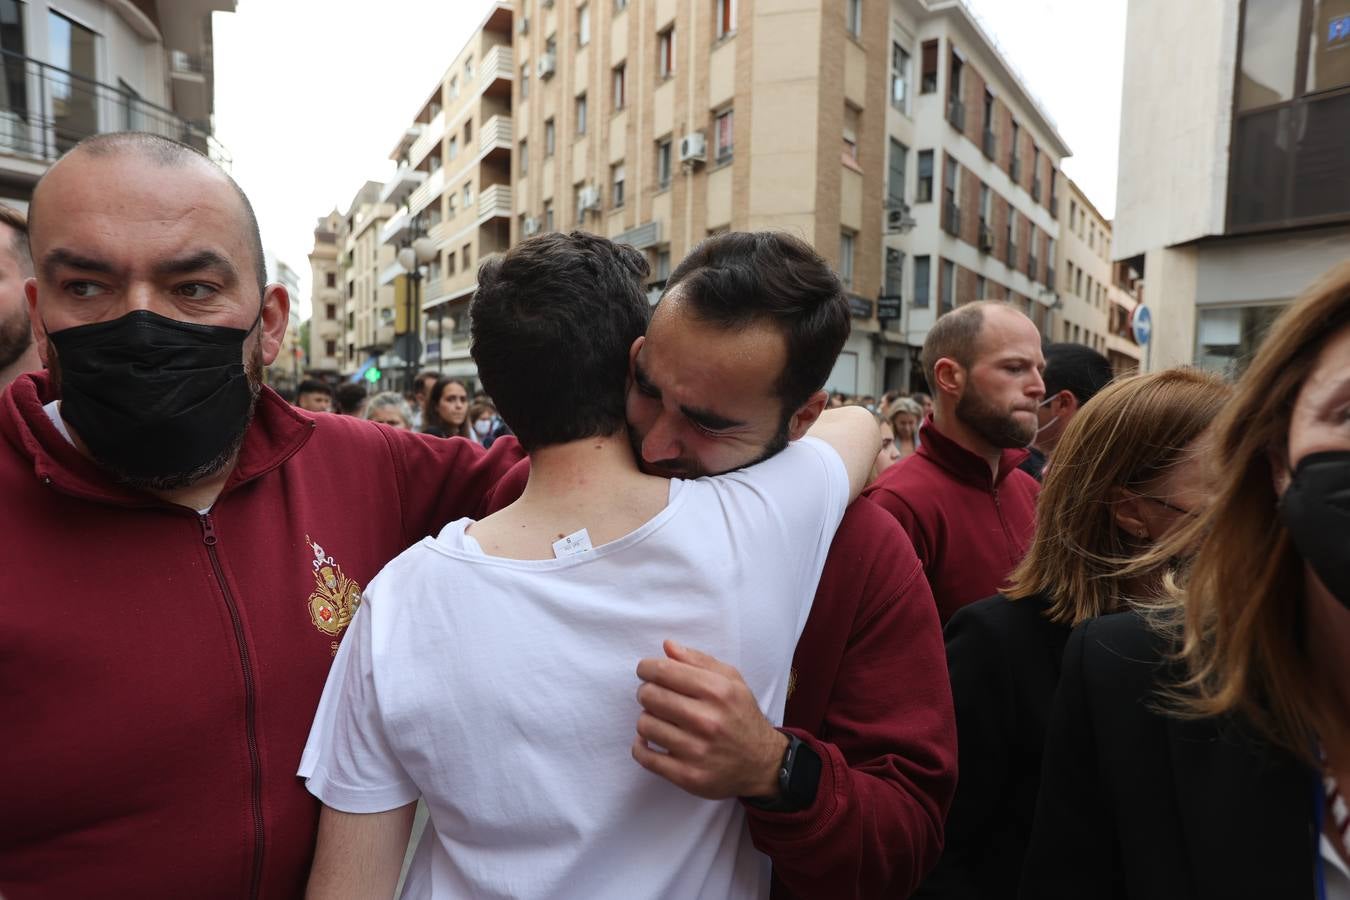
[
  {"xmin": 1054, "ymin": 389, "xmax": 1079, "ymax": 418},
  {"xmin": 25, "ymin": 277, "xmax": 50, "ymax": 367},
  {"xmin": 258, "ymin": 282, "xmax": 290, "ymax": 367},
  {"xmin": 932, "ymin": 357, "xmax": 964, "ymax": 397},
  {"xmin": 786, "ymin": 389, "xmax": 828, "ymax": 441}
]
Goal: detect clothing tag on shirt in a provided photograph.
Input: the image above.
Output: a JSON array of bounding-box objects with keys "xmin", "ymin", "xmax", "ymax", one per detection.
[{"xmin": 552, "ymin": 528, "xmax": 594, "ymax": 559}]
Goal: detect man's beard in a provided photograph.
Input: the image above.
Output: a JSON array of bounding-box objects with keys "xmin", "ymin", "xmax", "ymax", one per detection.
[
  {"xmin": 0, "ymin": 302, "xmax": 33, "ymax": 371},
  {"xmin": 626, "ymin": 412, "xmax": 791, "ymax": 479},
  {"xmin": 48, "ymin": 341, "xmax": 265, "ymax": 493},
  {"xmin": 956, "ymin": 388, "xmax": 1036, "ymax": 449}
]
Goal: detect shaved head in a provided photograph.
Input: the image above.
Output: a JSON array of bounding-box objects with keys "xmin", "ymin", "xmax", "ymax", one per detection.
[{"xmin": 30, "ymin": 132, "xmax": 266, "ymax": 298}]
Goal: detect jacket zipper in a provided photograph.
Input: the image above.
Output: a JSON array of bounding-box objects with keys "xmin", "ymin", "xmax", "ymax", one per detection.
[
  {"xmin": 991, "ymin": 486, "xmax": 1017, "ymax": 565},
  {"xmin": 200, "ymin": 513, "xmax": 265, "ymax": 900}
]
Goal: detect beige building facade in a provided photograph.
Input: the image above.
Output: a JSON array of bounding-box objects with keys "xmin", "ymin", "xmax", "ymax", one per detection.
[
  {"xmin": 1058, "ymin": 178, "xmax": 1140, "ymax": 374},
  {"xmin": 340, "ymin": 181, "xmax": 397, "ymax": 377},
  {"xmin": 307, "ymin": 210, "xmax": 344, "ymax": 377}
]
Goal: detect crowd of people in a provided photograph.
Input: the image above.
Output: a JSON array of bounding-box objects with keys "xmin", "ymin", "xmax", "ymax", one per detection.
[{"xmin": 1, "ymin": 129, "xmax": 1347, "ymax": 900}]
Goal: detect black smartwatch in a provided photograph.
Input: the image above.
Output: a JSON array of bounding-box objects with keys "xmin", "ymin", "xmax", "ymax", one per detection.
[{"xmin": 743, "ymin": 733, "xmax": 822, "ymax": 813}]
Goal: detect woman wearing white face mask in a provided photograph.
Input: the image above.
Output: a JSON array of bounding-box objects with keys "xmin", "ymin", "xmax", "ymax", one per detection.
[{"xmin": 467, "ymin": 399, "xmax": 509, "ymax": 448}]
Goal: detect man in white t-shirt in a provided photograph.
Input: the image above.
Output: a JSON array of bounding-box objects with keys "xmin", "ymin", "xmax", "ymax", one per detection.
[{"xmin": 300, "ymin": 231, "xmax": 874, "ymax": 899}]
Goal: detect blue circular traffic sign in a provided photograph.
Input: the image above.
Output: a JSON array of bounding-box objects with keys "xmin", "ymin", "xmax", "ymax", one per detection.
[{"xmin": 1131, "ymin": 305, "xmax": 1152, "ymax": 347}]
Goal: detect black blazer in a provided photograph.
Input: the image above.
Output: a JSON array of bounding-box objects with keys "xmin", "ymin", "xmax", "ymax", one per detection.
[
  {"xmin": 1019, "ymin": 610, "xmax": 1317, "ymax": 899},
  {"xmin": 916, "ymin": 593, "xmax": 1070, "ymax": 899}
]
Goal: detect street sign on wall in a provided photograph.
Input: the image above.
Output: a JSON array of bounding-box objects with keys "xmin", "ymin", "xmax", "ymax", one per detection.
[{"xmin": 1131, "ymin": 304, "xmax": 1153, "ymax": 347}]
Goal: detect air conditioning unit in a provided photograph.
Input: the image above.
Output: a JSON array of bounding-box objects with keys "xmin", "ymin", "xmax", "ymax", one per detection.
[
  {"xmin": 537, "ymin": 53, "xmax": 556, "ymax": 79},
  {"xmin": 522, "ymin": 216, "xmax": 541, "ymax": 236},
  {"xmin": 885, "ymin": 205, "xmax": 915, "ymax": 234},
  {"xmin": 517, "ymin": 17, "xmax": 529, "ymax": 34},
  {"xmin": 678, "ymin": 131, "xmax": 707, "ymax": 164},
  {"xmin": 578, "ymin": 185, "xmax": 601, "ymax": 211}
]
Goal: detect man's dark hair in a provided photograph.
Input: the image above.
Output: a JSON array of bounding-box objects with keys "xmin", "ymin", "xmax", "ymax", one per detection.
[
  {"xmin": 334, "ymin": 382, "xmax": 368, "ymax": 414},
  {"xmin": 30, "ymin": 132, "xmax": 267, "ymax": 299},
  {"xmin": 1042, "ymin": 342, "xmax": 1114, "ymax": 404},
  {"xmin": 470, "ymin": 231, "xmax": 650, "ymax": 452},
  {"xmin": 296, "ymin": 379, "xmax": 333, "ymax": 400},
  {"xmin": 662, "ymin": 232, "xmax": 850, "ymax": 415}
]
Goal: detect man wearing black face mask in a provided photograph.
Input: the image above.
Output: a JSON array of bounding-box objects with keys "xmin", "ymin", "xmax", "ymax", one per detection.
[{"xmin": 0, "ymin": 133, "xmax": 523, "ymax": 899}]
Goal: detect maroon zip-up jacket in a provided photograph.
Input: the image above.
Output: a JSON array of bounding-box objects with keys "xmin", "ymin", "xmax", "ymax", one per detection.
[
  {"xmin": 0, "ymin": 374, "xmax": 523, "ymax": 900},
  {"xmin": 862, "ymin": 416, "xmax": 1039, "ymax": 623},
  {"xmin": 485, "ymin": 462, "xmax": 958, "ymax": 898}
]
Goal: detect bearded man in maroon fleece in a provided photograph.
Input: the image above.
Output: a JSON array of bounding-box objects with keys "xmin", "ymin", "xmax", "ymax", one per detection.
[
  {"xmin": 485, "ymin": 232, "xmax": 956, "ymax": 898},
  {"xmin": 0, "ymin": 132, "xmax": 521, "ymax": 899},
  {"xmin": 864, "ymin": 301, "xmax": 1045, "ymax": 622}
]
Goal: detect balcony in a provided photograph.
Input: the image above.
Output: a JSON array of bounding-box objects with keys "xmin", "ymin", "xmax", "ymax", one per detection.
[
  {"xmin": 942, "ymin": 199, "xmax": 960, "ymax": 237},
  {"xmin": 481, "ymin": 44, "xmax": 514, "ymax": 91},
  {"xmin": 478, "ymin": 183, "xmax": 511, "ymax": 221},
  {"xmin": 380, "ymin": 162, "xmax": 427, "ymax": 206},
  {"xmin": 0, "ymin": 48, "xmax": 229, "ymax": 170},
  {"xmin": 408, "ymin": 166, "xmax": 445, "ymax": 214},
  {"xmin": 409, "ymin": 109, "xmax": 445, "ymax": 167},
  {"xmin": 379, "ymin": 206, "xmax": 412, "ymax": 245},
  {"xmin": 947, "ymin": 98, "xmax": 965, "ymax": 132},
  {"xmin": 478, "ymin": 115, "xmax": 512, "ymax": 157},
  {"xmin": 390, "ymin": 123, "xmax": 423, "ymax": 161}
]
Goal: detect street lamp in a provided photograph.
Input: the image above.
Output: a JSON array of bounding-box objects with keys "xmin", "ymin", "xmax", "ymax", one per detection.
[{"xmin": 396, "ymin": 231, "xmax": 437, "ymax": 392}]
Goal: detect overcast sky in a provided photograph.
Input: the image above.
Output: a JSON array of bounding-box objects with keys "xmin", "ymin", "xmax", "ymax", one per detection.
[{"xmin": 213, "ymin": 0, "xmax": 1125, "ymax": 319}]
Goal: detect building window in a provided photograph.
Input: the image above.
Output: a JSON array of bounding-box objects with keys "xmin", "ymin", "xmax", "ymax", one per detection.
[
  {"xmin": 615, "ymin": 0, "xmax": 628, "ymax": 9},
  {"xmin": 913, "ymin": 255, "xmax": 931, "ymax": 308},
  {"xmin": 576, "ymin": 92, "xmax": 588, "ymax": 136},
  {"xmin": 716, "ymin": 0, "xmax": 736, "ymax": 39},
  {"xmin": 447, "ymin": 192, "xmax": 457, "ymax": 216},
  {"xmin": 325, "ymin": 273, "xmax": 336, "ymax": 289},
  {"xmin": 1238, "ymin": 0, "xmax": 1299, "ymax": 109},
  {"xmin": 1010, "ymin": 119, "xmax": 1022, "ymax": 182},
  {"xmin": 948, "ymin": 49, "xmax": 964, "ymax": 129},
  {"xmin": 578, "ymin": 3, "xmax": 591, "ymax": 46},
  {"xmin": 448, "ymin": 136, "xmax": 458, "ymax": 160},
  {"xmin": 939, "ymin": 259, "xmax": 955, "ymax": 313},
  {"xmin": 916, "ymin": 150, "xmax": 934, "ymax": 202},
  {"xmin": 543, "ymin": 199, "xmax": 554, "ymax": 231},
  {"xmin": 1046, "ymin": 237, "xmax": 1056, "ymax": 290},
  {"xmin": 325, "ymin": 301, "xmax": 337, "ymax": 318},
  {"xmin": 842, "ymin": 105, "xmax": 860, "ymax": 166},
  {"xmin": 659, "ymin": 25, "xmax": 676, "ymax": 79},
  {"xmin": 920, "ymin": 39, "xmax": 938, "ymax": 93},
  {"xmin": 846, "ymin": 0, "xmax": 863, "ymax": 38},
  {"xmin": 942, "ymin": 156, "xmax": 960, "ymax": 236},
  {"xmin": 656, "ymin": 138, "xmax": 673, "ymax": 189},
  {"xmin": 976, "ymin": 275, "xmax": 986, "ymax": 300},
  {"xmin": 463, "ymin": 182, "xmax": 473, "ymax": 206},
  {"xmin": 887, "ymin": 138, "xmax": 907, "ymax": 206},
  {"xmin": 449, "ymin": 75, "xmax": 459, "ymax": 99},
  {"xmin": 519, "ymin": 139, "xmax": 528, "ymax": 175},
  {"xmin": 611, "ymin": 162, "xmax": 626, "ymax": 207},
  {"xmin": 1031, "ymin": 146, "xmax": 1042, "ymax": 200},
  {"xmin": 464, "ymin": 119, "xmax": 472, "ymax": 144},
  {"xmin": 653, "ymin": 246, "xmax": 671, "ymax": 280},
  {"xmin": 325, "ymin": 339, "xmax": 337, "ymax": 357},
  {"xmin": 612, "ymin": 62, "xmax": 626, "ymax": 110},
  {"xmin": 891, "ymin": 42, "xmax": 911, "ymax": 111},
  {"xmin": 464, "ymin": 55, "xmax": 474, "ymax": 80},
  {"xmin": 982, "ymin": 88, "xmax": 996, "ymax": 157},
  {"xmin": 544, "ymin": 117, "xmax": 556, "ymax": 156},
  {"xmin": 1007, "ymin": 207, "xmax": 1019, "ymax": 267},
  {"xmin": 839, "ymin": 231, "xmax": 855, "ymax": 287},
  {"xmin": 520, "ymin": 63, "xmax": 530, "ymax": 99},
  {"xmin": 714, "ymin": 107, "xmax": 734, "ymax": 164}
]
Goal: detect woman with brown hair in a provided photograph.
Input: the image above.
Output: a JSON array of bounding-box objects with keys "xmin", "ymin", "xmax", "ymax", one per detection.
[
  {"xmin": 1020, "ymin": 261, "xmax": 1350, "ymax": 899},
  {"xmin": 421, "ymin": 378, "xmax": 472, "ymax": 439},
  {"xmin": 918, "ymin": 367, "xmax": 1231, "ymax": 899}
]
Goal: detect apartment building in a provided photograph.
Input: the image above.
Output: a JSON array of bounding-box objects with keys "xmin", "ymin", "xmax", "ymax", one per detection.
[
  {"xmin": 307, "ymin": 210, "xmax": 344, "ymax": 377},
  {"xmin": 876, "ymin": 0, "xmax": 1070, "ymax": 391},
  {"xmin": 1058, "ymin": 178, "xmax": 1141, "ymax": 373},
  {"xmin": 378, "ymin": 1, "xmax": 515, "ymax": 383},
  {"xmin": 0, "ymin": 0, "xmax": 234, "ymax": 204},
  {"xmin": 1115, "ymin": 0, "xmax": 1350, "ymax": 374},
  {"xmin": 339, "ymin": 180, "xmax": 397, "ymax": 378},
  {"xmin": 507, "ymin": 0, "xmax": 1068, "ymax": 394}
]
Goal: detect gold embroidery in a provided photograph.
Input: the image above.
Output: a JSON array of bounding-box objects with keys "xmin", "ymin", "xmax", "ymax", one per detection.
[
  {"xmin": 305, "ymin": 535, "xmax": 361, "ymax": 644},
  {"xmin": 787, "ymin": 666, "xmax": 798, "ymax": 700}
]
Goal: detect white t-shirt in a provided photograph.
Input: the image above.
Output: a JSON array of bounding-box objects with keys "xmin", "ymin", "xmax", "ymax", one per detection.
[{"xmin": 300, "ymin": 437, "xmax": 850, "ymax": 900}]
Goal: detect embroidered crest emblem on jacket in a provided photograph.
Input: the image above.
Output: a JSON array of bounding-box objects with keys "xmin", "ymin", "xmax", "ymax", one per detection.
[{"xmin": 306, "ymin": 536, "xmax": 361, "ymax": 643}]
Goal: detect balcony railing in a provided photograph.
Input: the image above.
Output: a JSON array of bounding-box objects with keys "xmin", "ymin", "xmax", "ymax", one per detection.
[
  {"xmin": 380, "ymin": 162, "xmax": 427, "ymax": 206},
  {"xmin": 409, "ymin": 109, "xmax": 445, "ymax": 167},
  {"xmin": 942, "ymin": 199, "xmax": 960, "ymax": 236},
  {"xmin": 478, "ymin": 183, "xmax": 511, "ymax": 220},
  {"xmin": 479, "ymin": 115, "xmax": 512, "ymax": 156},
  {"xmin": 408, "ymin": 166, "xmax": 445, "ymax": 214},
  {"xmin": 482, "ymin": 45, "xmax": 514, "ymax": 86},
  {"xmin": 0, "ymin": 48, "xmax": 229, "ymax": 167}
]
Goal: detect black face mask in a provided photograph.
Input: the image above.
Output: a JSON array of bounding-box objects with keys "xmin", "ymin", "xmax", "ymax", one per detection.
[
  {"xmin": 1278, "ymin": 450, "xmax": 1350, "ymax": 608},
  {"xmin": 47, "ymin": 309, "xmax": 259, "ymax": 488}
]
